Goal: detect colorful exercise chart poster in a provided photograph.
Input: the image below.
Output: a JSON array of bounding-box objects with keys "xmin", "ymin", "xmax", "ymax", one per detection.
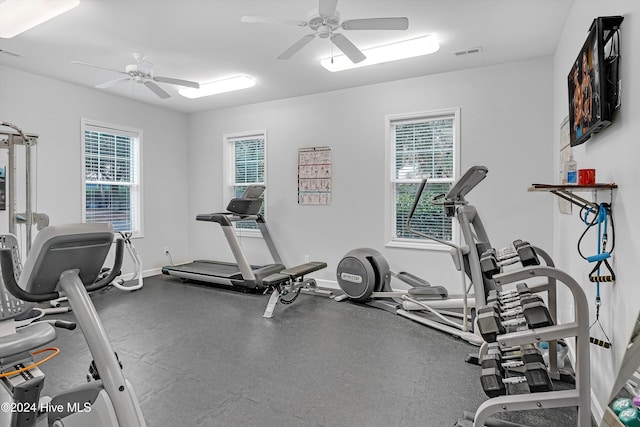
[{"xmin": 298, "ymin": 146, "xmax": 331, "ymax": 205}]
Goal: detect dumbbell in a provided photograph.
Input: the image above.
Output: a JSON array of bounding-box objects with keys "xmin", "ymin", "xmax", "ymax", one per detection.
[
  {"xmin": 487, "ymin": 294, "xmax": 544, "ymax": 316},
  {"xmin": 480, "ymin": 241, "xmax": 540, "ymax": 279},
  {"xmin": 610, "ymin": 398, "xmax": 640, "ymax": 427},
  {"xmin": 487, "ymin": 284, "xmax": 532, "ymax": 306},
  {"xmin": 489, "ymin": 298, "xmax": 552, "ymax": 328},
  {"xmin": 483, "ymin": 297, "xmax": 548, "ymax": 324},
  {"xmin": 619, "ymin": 408, "xmax": 640, "ymax": 427},
  {"xmin": 480, "ymin": 361, "xmax": 553, "ymax": 398},
  {"xmin": 480, "ymin": 249, "xmax": 502, "ymax": 278},
  {"xmin": 514, "ymin": 241, "xmax": 540, "ymax": 267},
  {"xmin": 485, "ymin": 342, "xmax": 523, "ymax": 362},
  {"xmin": 495, "ymin": 244, "xmax": 518, "ymax": 260},
  {"xmin": 494, "ymin": 240, "xmax": 532, "ymax": 261},
  {"xmin": 481, "ymin": 345, "xmax": 545, "ymax": 376},
  {"xmin": 477, "ymin": 300, "xmax": 553, "ymax": 342}
]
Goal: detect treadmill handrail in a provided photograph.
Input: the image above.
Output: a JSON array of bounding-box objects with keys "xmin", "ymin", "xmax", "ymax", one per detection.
[{"xmin": 196, "ymin": 212, "xmax": 264, "ymax": 225}]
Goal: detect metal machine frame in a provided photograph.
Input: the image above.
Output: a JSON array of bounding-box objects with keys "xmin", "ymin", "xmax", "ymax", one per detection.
[
  {"xmin": 162, "ymin": 210, "xmax": 286, "ymax": 289},
  {"xmin": 0, "ymin": 121, "xmax": 49, "ymax": 254},
  {"xmin": 337, "ymin": 166, "xmax": 557, "ymax": 347},
  {"xmin": 163, "ymin": 185, "xmax": 294, "ymax": 291},
  {"xmin": 470, "ymin": 265, "xmax": 590, "ymax": 427}
]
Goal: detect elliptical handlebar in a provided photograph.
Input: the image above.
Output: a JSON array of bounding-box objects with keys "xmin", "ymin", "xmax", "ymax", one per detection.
[
  {"xmin": 0, "ymin": 238, "xmax": 125, "ymax": 302},
  {"xmin": 406, "ymin": 177, "xmax": 429, "ymax": 230},
  {"xmin": 405, "ymin": 178, "xmax": 458, "ymax": 250},
  {"xmin": 405, "ymin": 166, "xmax": 489, "ymax": 248}
]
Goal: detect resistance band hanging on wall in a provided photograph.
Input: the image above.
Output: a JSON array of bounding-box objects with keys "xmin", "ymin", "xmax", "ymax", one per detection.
[{"xmin": 577, "ymin": 202, "xmax": 615, "ymax": 349}]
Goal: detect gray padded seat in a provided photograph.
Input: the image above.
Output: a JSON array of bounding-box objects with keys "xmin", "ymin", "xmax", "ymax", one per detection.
[
  {"xmin": 0, "ymin": 322, "xmax": 56, "ymax": 359},
  {"xmin": 0, "ymin": 224, "xmax": 113, "ymax": 359}
]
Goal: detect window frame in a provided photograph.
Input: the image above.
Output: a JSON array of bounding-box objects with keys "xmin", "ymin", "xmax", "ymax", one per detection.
[
  {"xmin": 222, "ymin": 129, "xmax": 267, "ymax": 238},
  {"xmin": 384, "ymin": 108, "xmax": 460, "ymax": 250},
  {"xmin": 81, "ymin": 118, "xmax": 143, "ymax": 238}
]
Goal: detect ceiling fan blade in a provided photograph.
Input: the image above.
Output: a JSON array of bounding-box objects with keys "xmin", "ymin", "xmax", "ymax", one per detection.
[
  {"xmin": 319, "ymin": 0, "xmax": 338, "ymax": 17},
  {"xmin": 95, "ymin": 77, "xmax": 129, "ymax": 89},
  {"xmin": 72, "ymin": 60, "xmax": 127, "ymax": 75},
  {"xmin": 342, "ymin": 17, "xmax": 409, "ymax": 31},
  {"xmin": 330, "ymin": 33, "xmax": 366, "ymax": 63},
  {"xmin": 154, "ymin": 76, "xmax": 200, "ymax": 89},
  {"xmin": 0, "ymin": 49, "xmax": 22, "ymax": 57},
  {"xmin": 277, "ymin": 34, "xmax": 315, "ymax": 60},
  {"xmin": 241, "ymin": 16, "xmax": 307, "ymax": 26},
  {"xmin": 144, "ymin": 81, "xmax": 171, "ymax": 99}
]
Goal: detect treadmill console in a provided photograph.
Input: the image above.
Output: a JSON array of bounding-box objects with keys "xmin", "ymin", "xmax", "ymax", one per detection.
[
  {"xmin": 226, "ymin": 184, "xmax": 266, "ymax": 215},
  {"xmin": 240, "ymin": 185, "xmax": 266, "ymax": 199}
]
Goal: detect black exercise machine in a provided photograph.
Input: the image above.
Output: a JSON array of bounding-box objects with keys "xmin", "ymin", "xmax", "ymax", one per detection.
[{"xmin": 162, "ymin": 185, "xmax": 330, "ymax": 316}]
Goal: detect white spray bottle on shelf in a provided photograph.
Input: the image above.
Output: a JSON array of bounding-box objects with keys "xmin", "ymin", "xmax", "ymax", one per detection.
[{"xmin": 566, "ymin": 149, "xmax": 578, "ymax": 184}]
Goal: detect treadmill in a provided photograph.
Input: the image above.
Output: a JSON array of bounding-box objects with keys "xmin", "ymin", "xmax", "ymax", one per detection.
[{"xmin": 162, "ymin": 185, "xmax": 286, "ymax": 291}]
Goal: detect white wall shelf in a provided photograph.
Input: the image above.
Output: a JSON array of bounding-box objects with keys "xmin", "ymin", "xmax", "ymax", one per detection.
[{"xmin": 528, "ymin": 183, "xmax": 618, "ymax": 211}]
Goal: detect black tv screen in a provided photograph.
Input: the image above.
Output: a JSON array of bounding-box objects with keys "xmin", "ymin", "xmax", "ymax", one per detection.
[{"xmin": 567, "ymin": 16, "xmax": 623, "ymax": 147}]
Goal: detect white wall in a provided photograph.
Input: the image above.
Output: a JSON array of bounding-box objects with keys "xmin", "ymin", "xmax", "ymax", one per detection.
[
  {"xmin": 3, "ymin": 7, "xmax": 636, "ymax": 419},
  {"xmin": 553, "ymin": 1, "xmax": 640, "ymax": 419},
  {"xmin": 0, "ymin": 65, "xmax": 191, "ymax": 276},
  {"xmin": 187, "ymin": 57, "xmax": 555, "ymax": 290}
]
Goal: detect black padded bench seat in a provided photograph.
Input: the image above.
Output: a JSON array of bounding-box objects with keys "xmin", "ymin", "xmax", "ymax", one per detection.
[{"xmin": 263, "ymin": 262, "xmax": 327, "ymax": 287}]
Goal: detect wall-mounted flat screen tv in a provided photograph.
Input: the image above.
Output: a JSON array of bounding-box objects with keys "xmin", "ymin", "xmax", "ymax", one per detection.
[{"xmin": 568, "ymin": 16, "xmax": 623, "ymax": 147}]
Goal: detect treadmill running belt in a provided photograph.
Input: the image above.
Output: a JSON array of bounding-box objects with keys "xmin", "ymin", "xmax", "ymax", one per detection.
[{"xmin": 166, "ymin": 261, "xmax": 248, "ymax": 279}]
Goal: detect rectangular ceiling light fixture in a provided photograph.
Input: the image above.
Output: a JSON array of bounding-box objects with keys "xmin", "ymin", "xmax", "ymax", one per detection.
[
  {"xmin": 321, "ymin": 35, "xmax": 440, "ymax": 72},
  {"xmin": 0, "ymin": 0, "xmax": 80, "ymax": 38},
  {"xmin": 179, "ymin": 75, "xmax": 256, "ymax": 99}
]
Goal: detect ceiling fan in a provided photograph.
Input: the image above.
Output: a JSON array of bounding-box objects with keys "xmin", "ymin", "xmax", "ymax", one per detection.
[
  {"xmin": 0, "ymin": 49, "xmax": 21, "ymax": 58},
  {"xmin": 72, "ymin": 53, "xmax": 200, "ymax": 99},
  {"xmin": 241, "ymin": 0, "xmax": 408, "ymax": 64}
]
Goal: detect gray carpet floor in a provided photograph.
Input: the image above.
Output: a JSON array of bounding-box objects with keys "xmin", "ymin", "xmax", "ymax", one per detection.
[{"xmin": 38, "ymin": 274, "xmax": 580, "ymax": 426}]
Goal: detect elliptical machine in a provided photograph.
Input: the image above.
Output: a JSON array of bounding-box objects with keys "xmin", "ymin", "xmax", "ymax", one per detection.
[
  {"xmin": 0, "ymin": 223, "xmax": 146, "ymax": 426},
  {"xmin": 336, "ymin": 166, "xmax": 494, "ymax": 345}
]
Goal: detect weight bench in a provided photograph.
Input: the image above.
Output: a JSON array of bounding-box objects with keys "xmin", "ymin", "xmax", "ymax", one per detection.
[{"xmin": 262, "ymin": 261, "xmax": 330, "ymax": 318}]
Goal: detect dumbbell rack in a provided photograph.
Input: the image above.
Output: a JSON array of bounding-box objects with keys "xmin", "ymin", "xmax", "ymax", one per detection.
[
  {"xmin": 479, "ymin": 244, "xmax": 563, "ymax": 381},
  {"xmin": 471, "ymin": 265, "xmax": 590, "ymax": 427}
]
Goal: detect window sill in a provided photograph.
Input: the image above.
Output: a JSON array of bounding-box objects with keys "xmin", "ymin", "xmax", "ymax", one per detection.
[
  {"xmin": 386, "ymin": 238, "xmax": 453, "ymax": 252},
  {"xmin": 235, "ymin": 229, "xmax": 263, "ymax": 239}
]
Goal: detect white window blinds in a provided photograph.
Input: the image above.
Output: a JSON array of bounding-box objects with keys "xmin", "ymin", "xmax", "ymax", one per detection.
[
  {"xmin": 225, "ymin": 132, "xmax": 266, "ymax": 231},
  {"xmin": 232, "ymin": 136, "xmax": 265, "ymax": 196},
  {"xmin": 390, "ymin": 111, "xmax": 457, "ymax": 244},
  {"xmin": 82, "ymin": 121, "xmax": 141, "ymax": 235}
]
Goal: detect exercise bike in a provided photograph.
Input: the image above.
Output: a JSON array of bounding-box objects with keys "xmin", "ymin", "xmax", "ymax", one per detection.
[
  {"xmin": 0, "ymin": 223, "xmax": 146, "ymax": 426},
  {"xmin": 47, "ymin": 231, "xmax": 143, "ymax": 312},
  {"xmin": 336, "ymin": 166, "xmax": 495, "ymax": 345}
]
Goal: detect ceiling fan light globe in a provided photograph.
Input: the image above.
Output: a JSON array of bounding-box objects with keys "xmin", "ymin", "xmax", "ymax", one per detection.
[
  {"xmin": 137, "ymin": 60, "xmax": 154, "ymax": 75},
  {"xmin": 317, "ymin": 25, "xmax": 332, "ymax": 38}
]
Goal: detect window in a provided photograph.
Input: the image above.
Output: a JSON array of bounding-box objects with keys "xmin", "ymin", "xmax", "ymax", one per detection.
[
  {"xmin": 81, "ymin": 119, "xmax": 142, "ymax": 236},
  {"xmin": 223, "ymin": 130, "xmax": 266, "ymax": 232},
  {"xmin": 385, "ymin": 109, "xmax": 459, "ymax": 249}
]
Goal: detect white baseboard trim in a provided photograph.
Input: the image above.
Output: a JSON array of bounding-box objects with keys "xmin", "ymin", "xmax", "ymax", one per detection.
[
  {"xmin": 118, "ymin": 268, "xmax": 162, "ymax": 282},
  {"xmin": 592, "ymin": 387, "xmax": 604, "ymax": 425}
]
